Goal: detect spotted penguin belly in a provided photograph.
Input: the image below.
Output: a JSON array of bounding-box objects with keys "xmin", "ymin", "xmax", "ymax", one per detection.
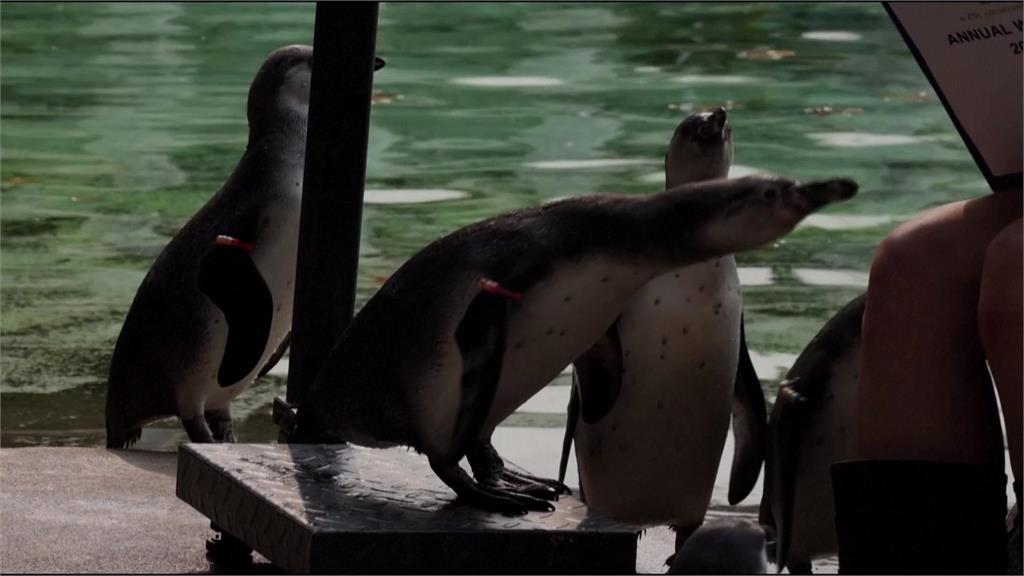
[
  {"xmin": 788, "ymin": 346, "xmax": 859, "ymax": 565},
  {"xmin": 480, "ymin": 258, "xmax": 659, "ymax": 437},
  {"xmin": 575, "ymin": 256, "xmax": 741, "ymax": 525}
]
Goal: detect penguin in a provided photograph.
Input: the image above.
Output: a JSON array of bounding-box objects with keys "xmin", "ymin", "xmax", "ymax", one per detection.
[
  {"xmin": 555, "ymin": 108, "xmax": 767, "ymax": 548},
  {"xmin": 105, "ymin": 45, "xmax": 385, "ymax": 448},
  {"xmin": 297, "ymin": 172, "xmax": 858, "ymax": 515},
  {"xmin": 668, "ymin": 518, "xmax": 769, "ymax": 575},
  {"xmin": 759, "ymin": 293, "xmax": 865, "ymax": 573}
]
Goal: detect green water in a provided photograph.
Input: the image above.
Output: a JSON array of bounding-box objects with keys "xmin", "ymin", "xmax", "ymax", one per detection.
[{"xmin": 1, "ymin": 3, "xmax": 989, "ymax": 447}]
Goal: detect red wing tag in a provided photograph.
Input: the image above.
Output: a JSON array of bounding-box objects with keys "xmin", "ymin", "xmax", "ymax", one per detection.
[
  {"xmin": 479, "ymin": 278, "xmax": 522, "ymax": 302},
  {"xmin": 215, "ymin": 235, "xmax": 255, "ymax": 252}
]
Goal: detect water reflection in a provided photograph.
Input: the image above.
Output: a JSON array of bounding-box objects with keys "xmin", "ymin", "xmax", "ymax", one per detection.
[
  {"xmin": 807, "ymin": 132, "xmax": 940, "ymax": 148},
  {"xmin": 364, "ymin": 188, "xmax": 469, "ymax": 205},
  {"xmin": 737, "ymin": 267, "xmax": 774, "ymax": 287},
  {"xmin": 672, "ymin": 74, "xmax": 760, "ymax": 85},
  {"xmin": 792, "ymin": 268, "xmax": 869, "ymax": 288},
  {"xmin": 451, "ymin": 76, "xmax": 564, "ymax": 88},
  {"xmin": 801, "ymin": 213, "xmax": 895, "ymax": 231},
  {"xmin": 525, "ymin": 158, "xmax": 656, "ymax": 170},
  {"xmin": 801, "ymin": 31, "xmax": 863, "ymax": 42}
]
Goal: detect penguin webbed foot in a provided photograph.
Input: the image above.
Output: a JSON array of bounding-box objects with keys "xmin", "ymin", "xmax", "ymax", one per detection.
[
  {"xmin": 786, "ymin": 560, "xmax": 813, "ymax": 574},
  {"xmin": 491, "ymin": 466, "xmax": 572, "ymax": 499},
  {"xmin": 182, "ymin": 415, "xmax": 215, "ymax": 443},
  {"xmin": 467, "ymin": 441, "xmax": 570, "ymax": 499},
  {"xmin": 665, "ymin": 522, "xmax": 701, "ymax": 568},
  {"xmin": 205, "ymin": 409, "xmax": 236, "ymax": 443},
  {"xmin": 429, "ymin": 458, "xmax": 553, "ymax": 516}
]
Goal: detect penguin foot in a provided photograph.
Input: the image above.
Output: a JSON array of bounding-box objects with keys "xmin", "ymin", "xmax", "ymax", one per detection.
[
  {"xmin": 474, "ymin": 481, "xmax": 557, "ymax": 514},
  {"xmin": 430, "ymin": 458, "xmax": 554, "ymax": 515},
  {"xmin": 485, "ymin": 468, "xmax": 569, "ymax": 500},
  {"xmin": 182, "ymin": 415, "xmax": 215, "ymax": 443},
  {"xmin": 786, "ymin": 560, "xmax": 813, "ymax": 574},
  {"xmin": 478, "ymin": 471, "xmax": 561, "ymax": 501},
  {"xmin": 205, "ymin": 409, "xmax": 236, "ymax": 443},
  {"xmin": 496, "ymin": 467, "xmax": 572, "ymax": 496},
  {"xmin": 467, "ymin": 440, "xmax": 570, "ymax": 500}
]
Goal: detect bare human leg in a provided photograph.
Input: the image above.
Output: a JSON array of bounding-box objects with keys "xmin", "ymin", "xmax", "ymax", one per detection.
[
  {"xmin": 857, "ymin": 192, "xmax": 1022, "ymax": 466},
  {"xmin": 833, "ymin": 192, "xmax": 1020, "ymax": 574},
  {"xmin": 978, "ymin": 217, "xmax": 1022, "ymax": 483}
]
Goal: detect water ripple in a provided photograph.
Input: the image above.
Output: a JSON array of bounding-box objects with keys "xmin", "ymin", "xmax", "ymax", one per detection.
[
  {"xmin": 807, "ymin": 132, "xmax": 937, "ymax": 147},
  {"xmin": 672, "ymin": 74, "xmax": 759, "ymax": 85},
  {"xmin": 364, "ymin": 188, "xmax": 469, "ymax": 205},
  {"xmin": 801, "ymin": 214, "xmax": 895, "ymax": 230},
  {"xmin": 451, "ymin": 76, "xmax": 564, "ymax": 88},
  {"xmin": 802, "ymin": 30, "xmax": 863, "ymax": 42},
  {"xmin": 525, "ymin": 158, "xmax": 656, "ymax": 170},
  {"xmin": 738, "ymin": 267, "xmax": 774, "ymax": 286},
  {"xmin": 792, "ymin": 268, "xmax": 869, "ymax": 288}
]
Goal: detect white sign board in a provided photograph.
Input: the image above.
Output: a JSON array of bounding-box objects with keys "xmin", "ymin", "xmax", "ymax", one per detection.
[{"xmin": 886, "ymin": 2, "xmax": 1023, "ymax": 192}]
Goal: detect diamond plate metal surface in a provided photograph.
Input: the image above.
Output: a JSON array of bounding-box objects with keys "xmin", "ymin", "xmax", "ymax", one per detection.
[{"xmin": 176, "ymin": 443, "xmax": 639, "ymax": 573}]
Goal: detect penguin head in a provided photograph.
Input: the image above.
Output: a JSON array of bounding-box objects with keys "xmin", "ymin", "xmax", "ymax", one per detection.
[
  {"xmin": 247, "ymin": 45, "xmax": 314, "ymax": 136},
  {"xmin": 665, "ymin": 107, "xmax": 734, "ymax": 187},
  {"xmin": 668, "ymin": 519, "xmax": 768, "ymax": 574},
  {"xmin": 246, "ymin": 45, "xmax": 386, "ymax": 140},
  {"xmin": 691, "ymin": 175, "xmax": 858, "ymax": 253}
]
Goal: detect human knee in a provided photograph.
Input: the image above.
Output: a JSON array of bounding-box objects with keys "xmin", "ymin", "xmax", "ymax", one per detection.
[
  {"xmin": 866, "ymin": 223, "xmax": 937, "ymax": 300},
  {"xmin": 978, "ymin": 220, "xmax": 1023, "ymax": 338},
  {"xmin": 982, "ymin": 219, "xmax": 1022, "ymax": 278}
]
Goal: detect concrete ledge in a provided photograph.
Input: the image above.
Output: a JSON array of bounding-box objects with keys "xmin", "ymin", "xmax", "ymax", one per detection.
[
  {"xmin": 0, "ymin": 446, "xmax": 778, "ymax": 574},
  {"xmin": 1, "ymin": 448, "xmax": 216, "ymax": 574}
]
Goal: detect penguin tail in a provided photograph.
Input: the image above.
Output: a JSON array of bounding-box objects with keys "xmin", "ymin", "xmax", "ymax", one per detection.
[
  {"xmin": 104, "ymin": 379, "xmax": 144, "ymax": 449},
  {"xmin": 105, "ymin": 424, "xmax": 142, "ymax": 449},
  {"xmin": 558, "ymin": 379, "xmax": 580, "ymax": 485}
]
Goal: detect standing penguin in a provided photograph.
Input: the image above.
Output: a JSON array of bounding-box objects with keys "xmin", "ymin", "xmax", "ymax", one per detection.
[
  {"xmin": 105, "ymin": 45, "xmax": 385, "ymax": 447},
  {"xmin": 297, "ymin": 171, "xmax": 858, "ymax": 514},
  {"xmin": 760, "ymin": 293, "xmax": 865, "ymax": 573},
  {"xmin": 556, "ymin": 108, "xmax": 766, "ymax": 548}
]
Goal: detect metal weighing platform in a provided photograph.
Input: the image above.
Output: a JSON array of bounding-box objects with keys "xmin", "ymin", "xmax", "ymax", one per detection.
[{"xmin": 177, "ymin": 443, "xmax": 640, "ymax": 573}]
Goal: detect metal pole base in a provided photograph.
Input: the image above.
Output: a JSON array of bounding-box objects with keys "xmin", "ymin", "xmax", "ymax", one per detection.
[{"xmin": 206, "ymin": 522, "xmax": 254, "ymax": 572}]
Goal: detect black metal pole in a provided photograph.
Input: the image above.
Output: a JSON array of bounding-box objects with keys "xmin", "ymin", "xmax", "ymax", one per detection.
[{"xmin": 287, "ymin": 2, "xmax": 379, "ymax": 412}]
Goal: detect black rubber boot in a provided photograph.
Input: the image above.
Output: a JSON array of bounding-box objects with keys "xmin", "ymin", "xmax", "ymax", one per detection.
[{"xmin": 831, "ymin": 459, "xmax": 1007, "ymax": 574}]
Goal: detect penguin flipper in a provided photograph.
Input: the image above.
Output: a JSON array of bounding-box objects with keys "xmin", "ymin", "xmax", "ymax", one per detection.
[
  {"xmin": 198, "ymin": 244, "xmax": 274, "ymax": 387},
  {"xmin": 767, "ymin": 383, "xmax": 811, "ymax": 573},
  {"xmin": 442, "ymin": 288, "xmax": 556, "ymax": 513},
  {"xmin": 257, "ymin": 331, "xmax": 291, "ymax": 379},
  {"xmin": 572, "ymin": 322, "xmax": 624, "ymax": 424},
  {"xmin": 557, "ymin": 377, "xmax": 580, "ymax": 485},
  {"xmin": 451, "ymin": 290, "xmax": 508, "ymax": 453},
  {"xmin": 728, "ymin": 316, "xmax": 768, "ymax": 505}
]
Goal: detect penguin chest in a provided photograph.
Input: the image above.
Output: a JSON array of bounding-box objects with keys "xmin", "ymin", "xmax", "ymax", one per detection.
[
  {"xmin": 788, "ymin": 345, "xmax": 859, "ymax": 563},
  {"xmin": 203, "ymin": 194, "xmax": 301, "ymax": 409},
  {"xmin": 480, "ymin": 258, "xmax": 656, "ymax": 435},
  {"xmin": 251, "ymin": 204, "xmax": 301, "ymax": 337},
  {"xmin": 575, "ymin": 257, "xmax": 742, "ymax": 525}
]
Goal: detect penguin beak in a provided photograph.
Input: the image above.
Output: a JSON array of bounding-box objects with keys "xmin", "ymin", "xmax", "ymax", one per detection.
[
  {"xmin": 698, "ymin": 107, "xmax": 728, "ymax": 141},
  {"xmin": 790, "ymin": 178, "xmax": 859, "ymax": 212},
  {"xmin": 374, "ymin": 56, "xmax": 386, "ymax": 71}
]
